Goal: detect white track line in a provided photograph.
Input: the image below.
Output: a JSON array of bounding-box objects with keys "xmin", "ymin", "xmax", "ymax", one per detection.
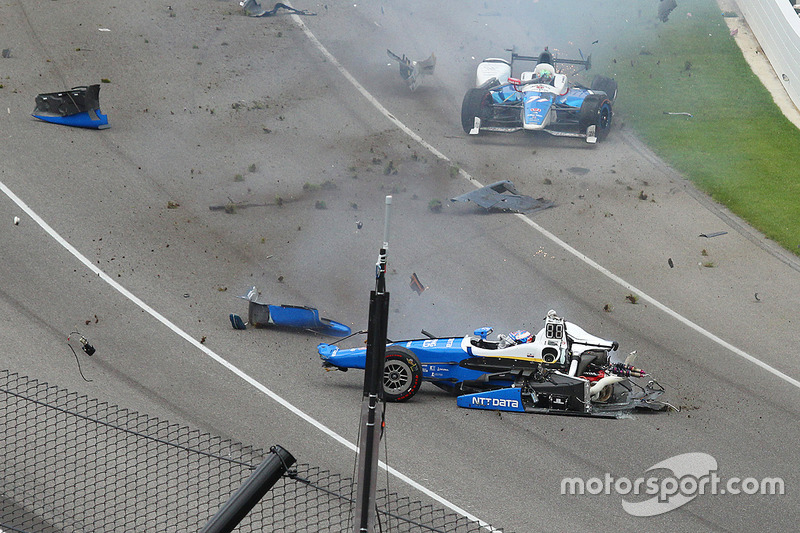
[
  {"xmin": 2, "ymin": 11, "xmax": 797, "ymax": 533},
  {"xmin": 289, "ymin": 14, "xmax": 800, "ymax": 393},
  {"xmin": 0, "ymin": 186, "xmax": 499, "ymax": 531}
]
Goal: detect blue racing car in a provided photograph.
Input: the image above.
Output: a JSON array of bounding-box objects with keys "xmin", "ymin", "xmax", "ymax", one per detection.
[
  {"xmin": 318, "ymin": 311, "xmax": 668, "ymax": 418},
  {"xmin": 461, "ymin": 47, "xmax": 617, "ymax": 143}
]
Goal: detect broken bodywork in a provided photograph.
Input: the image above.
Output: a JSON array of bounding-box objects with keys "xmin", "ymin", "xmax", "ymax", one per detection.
[
  {"xmin": 318, "ymin": 310, "xmax": 670, "ymax": 417},
  {"xmin": 32, "ymin": 85, "xmax": 109, "ymax": 129},
  {"xmin": 230, "ymin": 287, "xmax": 350, "ymax": 337},
  {"xmin": 240, "ymin": 0, "xmax": 315, "ymax": 17},
  {"xmin": 387, "ymin": 49, "xmax": 436, "ymax": 91},
  {"xmin": 450, "ymin": 180, "xmax": 554, "ymax": 213}
]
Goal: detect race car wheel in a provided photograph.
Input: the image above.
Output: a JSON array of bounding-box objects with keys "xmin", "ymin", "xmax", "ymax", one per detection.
[
  {"xmin": 382, "ymin": 348, "xmax": 423, "ymax": 402},
  {"xmin": 579, "ymin": 95, "xmax": 613, "ymax": 141},
  {"xmin": 591, "ymin": 75, "xmax": 618, "ymax": 102},
  {"xmin": 461, "ymin": 87, "xmax": 491, "ymax": 134}
]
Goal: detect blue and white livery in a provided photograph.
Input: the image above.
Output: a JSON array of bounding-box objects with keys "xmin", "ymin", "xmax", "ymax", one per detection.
[
  {"xmin": 318, "ymin": 310, "xmax": 668, "ymax": 417},
  {"xmin": 461, "ymin": 47, "xmax": 617, "ymax": 143}
]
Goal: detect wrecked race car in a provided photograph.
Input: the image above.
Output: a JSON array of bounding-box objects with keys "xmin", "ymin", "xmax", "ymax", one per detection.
[
  {"xmin": 461, "ymin": 47, "xmax": 616, "ymax": 143},
  {"xmin": 318, "ymin": 310, "xmax": 669, "ymax": 417}
]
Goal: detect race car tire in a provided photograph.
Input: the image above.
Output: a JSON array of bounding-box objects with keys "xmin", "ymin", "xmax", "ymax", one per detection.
[
  {"xmin": 579, "ymin": 95, "xmax": 613, "ymax": 141},
  {"xmin": 382, "ymin": 348, "xmax": 423, "ymax": 402},
  {"xmin": 461, "ymin": 87, "xmax": 491, "ymax": 134},
  {"xmin": 591, "ymin": 75, "xmax": 618, "ymax": 102}
]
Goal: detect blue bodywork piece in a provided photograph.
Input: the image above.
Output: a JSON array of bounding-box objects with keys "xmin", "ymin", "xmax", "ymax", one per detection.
[
  {"xmin": 318, "ymin": 312, "xmax": 669, "ymax": 417},
  {"xmin": 232, "ymin": 287, "xmax": 351, "ymax": 337},
  {"xmin": 263, "ymin": 304, "xmax": 351, "ymax": 337},
  {"xmin": 32, "ymin": 85, "xmax": 110, "ymax": 130},
  {"xmin": 32, "ymin": 110, "xmax": 109, "ymax": 129}
]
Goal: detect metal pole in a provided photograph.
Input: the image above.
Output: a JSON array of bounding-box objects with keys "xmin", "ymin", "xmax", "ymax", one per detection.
[
  {"xmin": 354, "ymin": 196, "xmax": 392, "ymax": 533},
  {"xmin": 200, "ymin": 445, "xmax": 296, "ymax": 533}
]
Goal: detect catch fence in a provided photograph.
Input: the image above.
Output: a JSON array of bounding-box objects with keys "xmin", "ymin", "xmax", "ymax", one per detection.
[{"xmin": 0, "ymin": 370, "xmax": 505, "ymax": 532}]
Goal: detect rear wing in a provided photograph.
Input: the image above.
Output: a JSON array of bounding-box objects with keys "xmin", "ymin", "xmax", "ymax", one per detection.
[{"xmin": 506, "ymin": 46, "xmax": 592, "ymax": 73}]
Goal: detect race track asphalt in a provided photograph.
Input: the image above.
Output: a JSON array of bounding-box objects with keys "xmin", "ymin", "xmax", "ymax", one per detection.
[{"xmin": 1, "ymin": 1, "xmax": 799, "ymax": 531}]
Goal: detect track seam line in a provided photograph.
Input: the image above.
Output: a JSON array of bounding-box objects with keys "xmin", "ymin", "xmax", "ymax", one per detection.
[
  {"xmin": 289, "ymin": 13, "xmax": 800, "ymax": 394},
  {"xmin": 0, "ymin": 182, "xmax": 498, "ymax": 530},
  {"xmin": 1, "ymin": 9, "xmax": 796, "ymax": 533}
]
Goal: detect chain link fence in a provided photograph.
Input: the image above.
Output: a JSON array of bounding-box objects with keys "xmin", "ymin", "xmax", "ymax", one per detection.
[{"xmin": 0, "ymin": 370, "xmax": 506, "ymax": 532}]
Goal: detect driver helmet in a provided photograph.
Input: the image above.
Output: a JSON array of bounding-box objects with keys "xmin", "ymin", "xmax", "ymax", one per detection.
[
  {"xmin": 535, "ymin": 64, "xmax": 555, "ymax": 83},
  {"xmin": 508, "ymin": 330, "xmax": 533, "ymax": 344}
]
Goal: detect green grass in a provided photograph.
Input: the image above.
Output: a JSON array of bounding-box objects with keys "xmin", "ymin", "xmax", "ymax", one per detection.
[{"xmin": 603, "ymin": 0, "xmax": 800, "ymax": 254}]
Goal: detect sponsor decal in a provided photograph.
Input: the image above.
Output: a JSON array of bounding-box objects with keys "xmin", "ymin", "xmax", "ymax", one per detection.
[{"xmin": 470, "ymin": 396, "xmax": 520, "ymax": 409}]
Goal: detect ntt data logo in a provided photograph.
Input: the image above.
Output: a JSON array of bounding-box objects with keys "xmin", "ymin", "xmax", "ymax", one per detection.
[{"xmin": 561, "ymin": 452, "xmax": 784, "ymax": 517}]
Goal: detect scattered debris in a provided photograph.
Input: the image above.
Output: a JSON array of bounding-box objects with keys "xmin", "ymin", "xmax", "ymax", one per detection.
[
  {"xmin": 638, "ymin": 190, "xmax": 648, "ymax": 201},
  {"xmin": 409, "ymin": 273, "xmax": 425, "ymax": 295},
  {"xmin": 428, "ymin": 199, "xmax": 443, "ymax": 213},
  {"xmin": 356, "ymin": 220, "xmax": 363, "ymax": 229},
  {"xmin": 658, "ymin": 0, "xmax": 677, "ymax": 22},
  {"xmin": 451, "ymin": 180, "xmax": 554, "ymax": 213},
  {"xmin": 13, "ymin": 216, "xmax": 19, "ymax": 225},
  {"xmin": 663, "ymin": 111, "xmax": 693, "ymax": 117},
  {"xmin": 387, "ymin": 49, "xmax": 436, "ymax": 91},
  {"xmin": 240, "ymin": 0, "xmax": 315, "ymax": 17},
  {"xmin": 1, "ymin": 49, "xmax": 10, "ymax": 59},
  {"xmin": 603, "ymin": 304, "xmax": 612, "ymax": 312},
  {"xmin": 209, "ymin": 201, "xmax": 270, "ymax": 211},
  {"xmin": 668, "ymin": 258, "xmax": 674, "ymax": 268},
  {"xmin": 67, "ymin": 332, "xmax": 96, "ymax": 382},
  {"xmin": 229, "ymin": 287, "xmax": 351, "ymax": 336},
  {"xmin": 754, "ymin": 293, "xmax": 760, "ymax": 302},
  {"xmin": 626, "ymin": 293, "xmax": 639, "ymax": 304},
  {"xmin": 32, "ymin": 84, "xmax": 109, "ymax": 129},
  {"xmin": 566, "ymin": 167, "xmax": 590, "ymax": 175},
  {"xmin": 699, "ymin": 231, "xmax": 727, "ymax": 238}
]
